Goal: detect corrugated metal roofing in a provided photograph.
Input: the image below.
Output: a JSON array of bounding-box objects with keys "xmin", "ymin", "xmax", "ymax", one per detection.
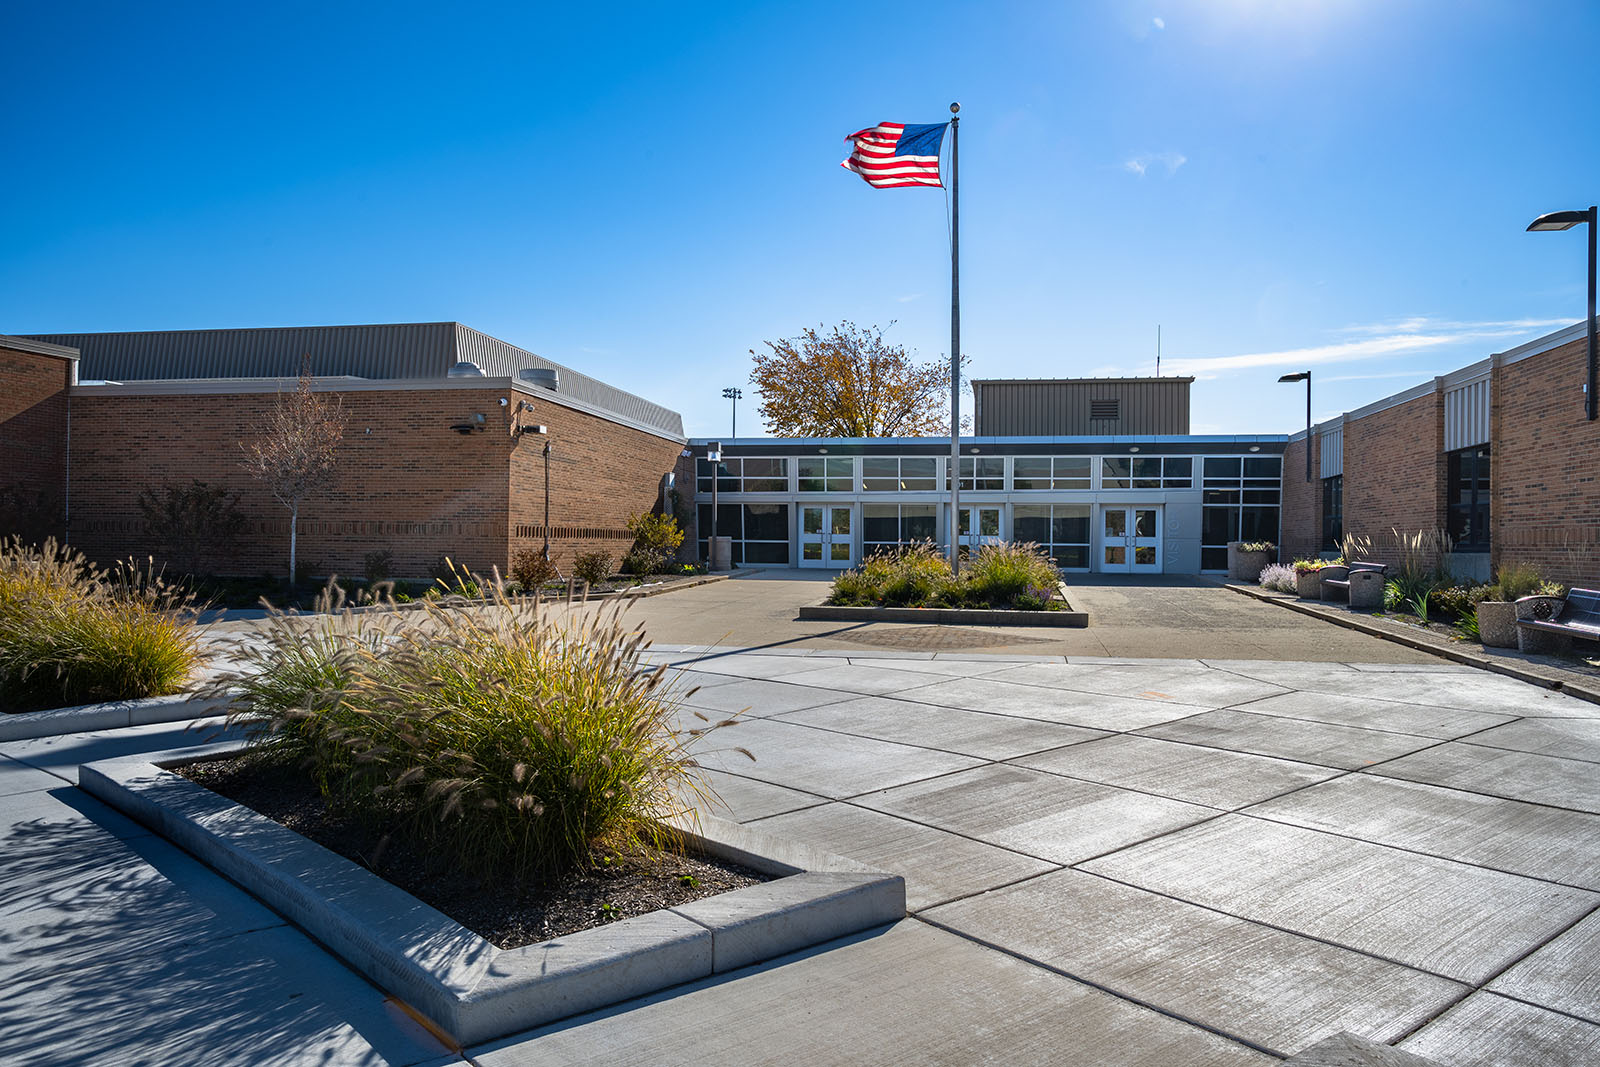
[{"xmin": 21, "ymin": 322, "xmax": 684, "ymax": 437}]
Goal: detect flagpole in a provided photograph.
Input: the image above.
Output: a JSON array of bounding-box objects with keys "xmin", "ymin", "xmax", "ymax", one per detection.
[{"xmin": 948, "ymin": 102, "xmax": 961, "ymax": 574}]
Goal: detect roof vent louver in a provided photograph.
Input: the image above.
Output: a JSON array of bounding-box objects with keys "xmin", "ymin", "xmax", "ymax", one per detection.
[
  {"xmin": 520, "ymin": 367, "xmax": 560, "ymax": 391},
  {"xmin": 1090, "ymin": 398, "xmax": 1120, "ymax": 420},
  {"xmin": 447, "ymin": 360, "xmax": 485, "ymax": 378}
]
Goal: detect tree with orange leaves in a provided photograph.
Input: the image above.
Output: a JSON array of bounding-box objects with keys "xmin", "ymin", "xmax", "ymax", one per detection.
[{"xmin": 748, "ymin": 321, "xmax": 967, "ymax": 438}]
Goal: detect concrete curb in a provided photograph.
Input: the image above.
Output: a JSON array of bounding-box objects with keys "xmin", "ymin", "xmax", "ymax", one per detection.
[
  {"xmin": 0, "ymin": 693, "xmax": 230, "ymax": 743},
  {"xmin": 1213, "ymin": 579, "xmax": 1600, "ymax": 706},
  {"xmin": 79, "ymin": 743, "xmax": 906, "ymax": 1046},
  {"xmin": 270, "ymin": 573, "xmax": 732, "ymax": 617}
]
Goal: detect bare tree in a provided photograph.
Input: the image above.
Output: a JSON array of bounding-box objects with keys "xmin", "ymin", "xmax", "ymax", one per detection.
[{"xmin": 241, "ymin": 356, "xmax": 345, "ymax": 583}]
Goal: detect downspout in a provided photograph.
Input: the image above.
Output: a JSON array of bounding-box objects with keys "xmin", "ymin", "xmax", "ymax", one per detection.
[{"xmin": 63, "ymin": 364, "xmax": 73, "ymax": 545}]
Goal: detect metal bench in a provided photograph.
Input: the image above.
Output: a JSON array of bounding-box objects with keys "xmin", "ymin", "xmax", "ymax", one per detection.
[
  {"xmin": 1320, "ymin": 561, "xmax": 1387, "ymax": 601},
  {"xmin": 1516, "ymin": 588, "xmax": 1600, "ymax": 655}
]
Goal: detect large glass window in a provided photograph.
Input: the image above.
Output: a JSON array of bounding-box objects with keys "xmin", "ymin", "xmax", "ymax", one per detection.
[
  {"xmin": 1447, "ymin": 445, "xmax": 1491, "ymax": 550},
  {"xmin": 696, "ymin": 503, "xmax": 790, "ymax": 564},
  {"xmin": 696, "ymin": 457, "xmax": 789, "ymax": 493},
  {"xmin": 863, "ymin": 456, "xmax": 939, "ymax": 491},
  {"xmin": 1100, "ymin": 456, "xmax": 1192, "ymax": 489},
  {"xmin": 946, "ymin": 456, "xmax": 1005, "ymax": 491},
  {"xmin": 862, "ymin": 504, "xmax": 939, "ymax": 556},
  {"xmin": 1201, "ymin": 455, "xmax": 1281, "ymax": 570},
  {"xmin": 1013, "ymin": 504, "xmax": 1090, "ymax": 570},
  {"xmin": 797, "ymin": 456, "xmax": 853, "ymax": 493},
  {"xmin": 1013, "ymin": 456, "xmax": 1092, "ymax": 490},
  {"xmin": 1322, "ymin": 476, "xmax": 1343, "ymax": 552}
]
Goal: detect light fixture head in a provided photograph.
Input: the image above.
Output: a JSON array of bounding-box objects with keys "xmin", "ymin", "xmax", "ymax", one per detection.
[
  {"xmin": 1278, "ymin": 371, "xmax": 1311, "ymax": 383},
  {"xmin": 1249, "ymin": 445, "xmax": 1261, "ymax": 452},
  {"xmin": 1527, "ymin": 209, "xmax": 1590, "ymax": 232},
  {"xmin": 817, "ymin": 447, "xmax": 829, "ymax": 454},
  {"xmin": 1128, "ymin": 446, "xmax": 1140, "ymax": 453}
]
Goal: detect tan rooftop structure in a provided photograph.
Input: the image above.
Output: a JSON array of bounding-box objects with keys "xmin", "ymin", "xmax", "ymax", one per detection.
[{"xmin": 972, "ymin": 376, "xmax": 1193, "ymax": 436}]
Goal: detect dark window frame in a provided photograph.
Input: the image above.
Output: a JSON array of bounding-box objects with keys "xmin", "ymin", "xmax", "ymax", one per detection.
[
  {"xmin": 1321, "ymin": 475, "xmax": 1343, "ymax": 552},
  {"xmin": 1446, "ymin": 445, "xmax": 1491, "ymax": 551}
]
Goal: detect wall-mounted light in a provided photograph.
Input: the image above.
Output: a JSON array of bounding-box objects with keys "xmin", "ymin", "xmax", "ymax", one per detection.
[
  {"xmin": 1128, "ymin": 446, "xmax": 1141, "ymax": 453},
  {"xmin": 1248, "ymin": 445, "xmax": 1261, "ymax": 453},
  {"xmin": 817, "ymin": 447, "xmax": 829, "ymax": 454}
]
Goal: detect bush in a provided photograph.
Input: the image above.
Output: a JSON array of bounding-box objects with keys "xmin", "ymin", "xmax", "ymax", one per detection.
[
  {"xmin": 510, "ymin": 548, "xmax": 558, "ymax": 590},
  {"xmin": 1489, "ymin": 562, "xmax": 1545, "ymax": 602},
  {"xmin": 212, "ymin": 587, "xmax": 730, "ymax": 883},
  {"xmin": 626, "ymin": 513, "xmax": 685, "ymax": 556},
  {"xmin": 1238, "ymin": 541, "xmax": 1276, "ymax": 554},
  {"xmin": 573, "ymin": 551, "xmax": 614, "ymax": 586},
  {"xmin": 827, "ymin": 541, "xmax": 1060, "ymax": 610},
  {"xmin": 1429, "ymin": 583, "xmax": 1489, "ymax": 619},
  {"xmin": 363, "ymin": 549, "xmax": 395, "ymax": 585},
  {"xmin": 1292, "ymin": 557, "xmax": 1342, "ymax": 575},
  {"xmin": 622, "ymin": 547, "xmax": 667, "ymax": 576},
  {"xmin": 137, "ymin": 480, "xmax": 248, "ymax": 577},
  {"xmin": 1258, "ymin": 563, "xmax": 1297, "ymax": 593},
  {"xmin": 0, "ymin": 538, "xmax": 200, "ymax": 712}
]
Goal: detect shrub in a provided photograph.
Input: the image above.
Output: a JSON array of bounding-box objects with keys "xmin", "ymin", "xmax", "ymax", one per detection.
[
  {"xmin": 962, "ymin": 542, "xmax": 1059, "ymax": 606},
  {"xmin": 827, "ymin": 541, "xmax": 1059, "ymax": 610},
  {"xmin": 1489, "ymin": 562, "xmax": 1545, "ymax": 602},
  {"xmin": 622, "ymin": 547, "xmax": 667, "ymax": 576},
  {"xmin": 510, "ymin": 548, "xmax": 559, "ymax": 590},
  {"xmin": 362, "ymin": 549, "xmax": 395, "ymax": 585},
  {"xmin": 213, "ymin": 588, "xmax": 731, "ymax": 883},
  {"xmin": 1238, "ymin": 541, "xmax": 1276, "ymax": 554},
  {"xmin": 1257, "ymin": 563, "xmax": 1297, "ymax": 593},
  {"xmin": 626, "ymin": 513, "xmax": 685, "ymax": 556},
  {"xmin": 137, "ymin": 480, "xmax": 247, "ymax": 576},
  {"xmin": 573, "ymin": 551, "xmax": 614, "ymax": 586},
  {"xmin": 1292, "ymin": 558, "xmax": 1340, "ymax": 575},
  {"xmin": 0, "ymin": 538, "xmax": 200, "ymax": 712},
  {"xmin": 1429, "ymin": 583, "xmax": 1485, "ymax": 619}
]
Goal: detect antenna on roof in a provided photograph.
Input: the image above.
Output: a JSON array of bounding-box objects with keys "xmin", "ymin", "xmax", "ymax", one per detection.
[{"xmin": 1156, "ymin": 325, "xmax": 1161, "ymax": 377}]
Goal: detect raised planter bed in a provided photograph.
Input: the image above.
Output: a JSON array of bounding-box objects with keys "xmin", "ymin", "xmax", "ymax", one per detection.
[
  {"xmin": 0, "ymin": 693, "xmax": 227, "ymax": 742},
  {"xmin": 80, "ymin": 742, "xmax": 905, "ymax": 1046},
  {"xmin": 800, "ymin": 584, "xmax": 1087, "ymax": 627}
]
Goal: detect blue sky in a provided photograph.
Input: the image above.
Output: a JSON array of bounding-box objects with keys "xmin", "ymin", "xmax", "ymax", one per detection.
[{"xmin": 4, "ymin": 1, "xmax": 1596, "ymax": 438}]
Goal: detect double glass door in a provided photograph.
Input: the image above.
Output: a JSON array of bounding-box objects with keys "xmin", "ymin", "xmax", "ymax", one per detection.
[
  {"xmin": 800, "ymin": 504, "xmax": 854, "ymax": 568},
  {"xmin": 1100, "ymin": 506, "xmax": 1161, "ymax": 574},
  {"xmin": 957, "ymin": 506, "xmax": 1003, "ymax": 554}
]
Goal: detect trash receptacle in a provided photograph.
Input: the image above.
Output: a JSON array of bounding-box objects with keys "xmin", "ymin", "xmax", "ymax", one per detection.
[
  {"xmin": 1347, "ymin": 568, "xmax": 1385, "ymax": 610},
  {"xmin": 709, "ymin": 536, "xmax": 733, "ymax": 572}
]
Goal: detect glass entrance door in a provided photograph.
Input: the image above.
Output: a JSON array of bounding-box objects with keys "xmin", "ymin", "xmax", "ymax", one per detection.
[
  {"xmin": 800, "ymin": 505, "xmax": 854, "ymax": 569},
  {"xmin": 1099, "ymin": 506, "xmax": 1161, "ymax": 574},
  {"xmin": 957, "ymin": 506, "xmax": 1003, "ymax": 555}
]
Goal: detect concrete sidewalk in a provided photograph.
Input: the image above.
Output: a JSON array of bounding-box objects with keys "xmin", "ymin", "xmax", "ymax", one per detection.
[{"xmin": 6, "ymin": 649, "xmax": 1600, "ymax": 1064}]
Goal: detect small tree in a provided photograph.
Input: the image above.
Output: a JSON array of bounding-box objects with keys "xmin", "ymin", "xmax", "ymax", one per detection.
[
  {"xmin": 241, "ymin": 358, "xmax": 345, "ymax": 584},
  {"xmin": 137, "ymin": 480, "xmax": 247, "ymax": 576},
  {"xmin": 749, "ymin": 320, "xmax": 968, "ymax": 437}
]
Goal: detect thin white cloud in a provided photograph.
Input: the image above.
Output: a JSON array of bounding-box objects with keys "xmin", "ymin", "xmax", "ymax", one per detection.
[
  {"xmin": 1152, "ymin": 16, "xmax": 1165, "ymax": 30},
  {"xmin": 896, "ymin": 293, "xmax": 924, "ymax": 303},
  {"xmin": 1124, "ymin": 151, "xmax": 1186, "ymax": 178}
]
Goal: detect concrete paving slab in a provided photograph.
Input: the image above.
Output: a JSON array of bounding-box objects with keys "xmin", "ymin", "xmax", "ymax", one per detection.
[
  {"xmin": 470, "ymin": 920, "xmax": 1275, "ymax": 1067},
  {"xmin": 673, "ymin": 677, "xmax": 853, "ymax": 718},
  {"xmin": 858, "ymin": 762, "xmax": 1218, "ymax": 864},
  {"xmin": 0, "ymin": 923, "xmax": 452, "ymax": 1067},
  {"xmin": 0, "ymin": 754, "xmax": 73, "ymax": 797},
  {"xmin": 0, "ymin": 718, "xmax": 241, "ymax": 784},
  {"xmin": 1067, "ymin": 656, "xmax": 1210, "ymax": 666},
  {"xmin": 1203, "ymin": 660, "xmax": 1361, "ymax": 673},
  {"xmin": 752, "ymin": 802, "xmax": 1059, "ymax": 910},
  {"xmin": 773, "ymin": 662, "xmax": 955, "ymax": 696},
  {"xmin": 1279, "ymin": 670, "xmax": 1599, "ymax": 718},
  {"xmin": 992, "ymin": 661, "xmax": 1292, "ymax": 709},
  {"xmin": 1079, "ymin": 816, "xmax": 1598, "ymax": 983},
  {"xmin": 1234, "ymin": 690, "xmax": 1517, "ymax": 740},
  {"xmin": 1012, "ymin": 734, "xmax": 1339, "ymax": 809},
  {"xmin": 1343, "ymin": 663, "xmax": 1479, "ymax": 673},
  {"xmin": 1138, "ymin": 709, "xmax": 1439, "ymax": 770},
  {"xmin": 694, "ymin": 768, "xmax": 826, "ymax": 823},
  {"xmin": 905, "ymin": 675, "xmax": 1213, "ymax": 731},
  {"xmin": 1464, "ymin": 717, "xmax": 1600, "ymax": 763},
  {"xmin": 772, "ymin": 694, "xmax": 1107, "ymax": 760},
  {"xmin": 0, "ymin": 783, "xmax": 151, "ymax": 849},
  {"xmin": 1283, "ymin": 1032, "xmax": 1446, "ymax": 1065},
  {"xmin": 1371, "ymin": 744, "xmax": 1600, "ymax": 814},
  {"xmin": 1401, "ymin": 991, "xmax": 1600, "ymax": 1067},
  {"xmin": 665, "ymin": 653, "xmax": 854, "ymax": 679},
  {"xmin": 1247, "ymin": 773, "xmax": 1600, "ymax": 888},
  {"xmin": 923, "ymin": 868, "xmax": 1467, "ymax": 1056},
  {"xmin": 1488, "ymin": 910, "xmax": 1600, "ymax": 1023},
  {"xmin": 692, "ymin": 717, "xmax": 984, "ymax": 799}
]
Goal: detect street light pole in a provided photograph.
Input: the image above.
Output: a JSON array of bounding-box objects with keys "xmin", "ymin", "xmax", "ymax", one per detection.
[
  {"xmin": 1527, "ymin": 206, "xmax": 1598, "ymax": 421},
  {"xmin": 1278, "ymin": 371, "xmax": 1312, "ymax": 481},
  {"xmin": 722, "ymin": 387, "xmax": 743, "ymax": 437}
]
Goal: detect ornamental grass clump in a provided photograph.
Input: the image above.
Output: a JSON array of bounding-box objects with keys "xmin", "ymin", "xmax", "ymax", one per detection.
[
  {"xmin": 827, "ymin": 540, "xmax": 1061, "ymax": 610},
  {"xmin": 214, "ymin": 581, "xmax": 732, "ymax": 884},
  {"xmin": 959, "ymin": 542, "xmax": 1061, "ymax": 607},
  {"xmin": 1257, "ymin": 563, "xmax": 1297, "ymax": 593},
  {"xmin": 0, "ymin": 537, "xmax": 200, "ymax": 712}
]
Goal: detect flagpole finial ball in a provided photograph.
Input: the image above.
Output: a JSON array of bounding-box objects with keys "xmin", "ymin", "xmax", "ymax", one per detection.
[{"xmin": 950, "ymin": 102, "xmax": 960, "ymax": 114}]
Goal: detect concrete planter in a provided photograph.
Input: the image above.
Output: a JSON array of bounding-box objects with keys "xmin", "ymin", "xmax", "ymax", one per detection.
[
  {"xmin": 1347, "ymin": 569, "xmax": 1386, "ymax": 610},
  {"xmin": 1476, "ymin": 600, "xmax": 1517, "ymax": 648},
  {"xmin": 1294, "ymin": 570, "xmax": 1323, "ymax": 599},
  {"xmin": 1227, "ymin": 543, "xmax": 1273, "ymax": 583},
  {"xmin": 1318, "ymin": 565, "xmax": 1350, "ymax": 602},
  {"xmin": 1516, "ymin": 595, "xmax": 1572, "ymax": 655}
]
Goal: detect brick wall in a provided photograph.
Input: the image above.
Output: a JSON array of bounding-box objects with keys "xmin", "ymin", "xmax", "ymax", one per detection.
[
  {"xmin": 1341, "ymin": 390, "xmax": 1447, "ymax": 569},
  {"xmin": 0, "ymin": 345, "xmax": 72, "ymax": 542},
  {"xmin": 1279, "ymin": 435, "xmax": 1321, "ymax": 563},
  {"xmin": 68, "ymin": 383, "xmax": 513, "ymax": 578},
  {"xmin": 506, "ymin": 393, "xmax": 684, "ymax": 574},
  {"xmin": 1491, "ymin": 336, "xmax": 1600, "ymax": 587}
]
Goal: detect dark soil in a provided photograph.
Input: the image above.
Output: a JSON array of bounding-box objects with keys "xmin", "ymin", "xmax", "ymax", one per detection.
[{"xmin": 178, "ymin": 751, "xmax": 769, "ymax": 950}]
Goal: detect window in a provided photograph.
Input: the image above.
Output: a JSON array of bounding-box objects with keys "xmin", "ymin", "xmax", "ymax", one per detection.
[
  {"xmin": 1200, "ymin": 455, "xmax": 1281, "ymax": 570},
  {"xmin": 1013, "ymin": 504, "xmax": 1090, "ymax": 570},
  {"xmin": 1100, "ymin": 456, "xmax": 1192, "ymax": 489},
  {"xmin": 1090, "ymin": 399, "xmax": 1120, "ymax": 420},
  {"xmin": 863, "ymin": 503, "xmax": 938, "ymax": 555},
  {"xmin": 798, "ymin": 456, "xmax": 853, "ymax": 493},
  {"xmin": 1322, "ymin": 476, "xmax": 1343, "ymax": 552},
  {"xmin": 1447, "ymin": 446, "xmax": 1490, "ymax": 550},
  {"xmin": 696, "ymin": 503, "xmax": 790, "ymax": 564},
  {"xmin": 696, "ymin": 457, "xmax": 788, "ymax": 493},
  {"xmin": 862, "ymin": 456, "xmax": 939, "ymax": 491},
  {"xmin": 1013, "ymin": 456, "xmax": 1091, "ymax": 490},
  {"xmin": 947, "ymin": 456, "xmax": 1005, "ymax": 491}
]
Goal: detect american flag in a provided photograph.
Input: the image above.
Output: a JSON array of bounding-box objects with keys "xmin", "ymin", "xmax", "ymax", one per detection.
[{"xmin": 841, "ymin": 122, "xmax": 949, "ymax": 189}]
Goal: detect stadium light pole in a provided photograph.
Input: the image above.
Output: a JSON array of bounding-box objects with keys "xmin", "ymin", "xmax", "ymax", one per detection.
[
  {"xmin": 722, "ymin": 387, "xmax": 743, "ymax": 437},
  {"xmin": 1527, "ymin": 207, "xmax": 1598, "ymax": 421},
  {"xmin": 1278, "ymin": 371, "xmax": 1312, "ymax": 482}
]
